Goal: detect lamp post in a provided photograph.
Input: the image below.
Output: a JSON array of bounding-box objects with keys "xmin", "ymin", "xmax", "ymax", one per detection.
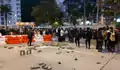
[
  {"xmin": 96, "ymin": 0, "xmax": 99, "ymax": 24},
  {"xmin": 83, "ymin": 0, "xmax": 86, "ymax": 25}
]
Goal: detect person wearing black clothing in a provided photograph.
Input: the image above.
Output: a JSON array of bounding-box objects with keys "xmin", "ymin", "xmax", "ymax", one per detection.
[
  {"xmin": 96, "ymin": 28, "xmax": 104, "ymax": 52},
  {"xmin": 75, "ymin": 30, "xmax": 80, "ymax": 47},
  {"xmin": 27, "ymin": 28, "xmax": 34, "ymax": 46},
  {"xmin": 85, "ymin": 28, "xmax": 92, "ymax": 49},
  {"xmin": 68, "ymin": 29, "xmax": 73, "ymax": 43},
  {"xmin": 106, "ymin": 30, "xmax": 111, "ymax": 52},
  {"xmin": 106, "ymin": 27, "xmax": 116, "ymax": 52},
  {"xmin": 0, "ymin": 27, "xmax": 6, "ymax": 36}
]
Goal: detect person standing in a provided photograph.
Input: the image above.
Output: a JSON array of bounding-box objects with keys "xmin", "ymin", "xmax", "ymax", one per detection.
[
  {"xmin": 85, "ymin": 28, "xmax": 92, "ymax": 49},
  {"xmin": 103, "ymin": 28, "xmax": 108, "ymax": 50},
  {"xmin": 0, "ymin": 27, "xmax": 6, "ymax": 36},
  {"xmin": 27, "ymin": 28, "xmax": 34, "ymax": 46},
  {"xmin": 109, "ymin": 28, "xmax": 116, "ymax": 52},
  {"xmin": 96, "ymin": 28, "xmax": 104, "ymax": 52},
  {"xmin": 75, "ymin": 30, "xmax": 80, "ymax": 47}
]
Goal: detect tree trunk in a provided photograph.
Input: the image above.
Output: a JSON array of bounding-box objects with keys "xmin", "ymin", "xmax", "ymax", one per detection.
[{"xmin": 5, "ymin": 13, "xmax": 8, "ymax": 30}]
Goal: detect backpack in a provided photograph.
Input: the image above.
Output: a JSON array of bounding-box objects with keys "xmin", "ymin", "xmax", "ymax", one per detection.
[
  {"xmin": 103, "ymin": 31, "xmax": 107, "ymax": 40},
  {"xmin": 110, "ymin": 32, "xmax": 115, "ymax": 41}
]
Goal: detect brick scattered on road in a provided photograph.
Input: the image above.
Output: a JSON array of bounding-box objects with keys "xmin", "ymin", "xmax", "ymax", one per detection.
[
  {"xmin": 8, "ymin": 47, "xmax": 14, "ymax": 49},
  {"xmin": 75, "ymin": 58, "xmax": 78, "ymax": 61},
  {"xmin": 96, "ymin": 62, "xmax": 101, "ymax": 64},
  {"xmin": 58, "ymin": 62, "xmax": 62, "ymax": 64},
  {"xmin": 31, "ymin": 66, "xmax": 40, "ymax": 69},
  {"xmin": 37, "ymin": 50, "xmax": 42, "ymax": 53}
]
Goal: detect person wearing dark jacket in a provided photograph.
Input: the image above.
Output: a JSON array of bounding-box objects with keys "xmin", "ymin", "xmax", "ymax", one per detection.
[
  {"xmin": 27, "ymin": 28, "xmax": 34, "ymax": 46},
  {"xmin": 0, "ymin": 27, "xmax": 6, "ymax": 36},
  {"xmin": 85, "ymin": 28, "xmax": 92, "ymax": 49},
  {"xmin": 75, "ymin": 30, "xmax": 80, "ymax": 47},
  {"xmin": 96, "ymin": 28, "xmax": 104, "ymax": 52}
]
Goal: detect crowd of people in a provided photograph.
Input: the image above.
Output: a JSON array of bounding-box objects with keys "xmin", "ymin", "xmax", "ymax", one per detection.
[{"xmin": 0, "ymin": 26, "xmax": 120, "ymax": 53}]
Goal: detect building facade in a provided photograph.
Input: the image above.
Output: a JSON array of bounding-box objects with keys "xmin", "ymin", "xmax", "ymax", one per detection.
[{"xmin": 0, "ymin": 0, "xmax": 21, "ymax": 26}]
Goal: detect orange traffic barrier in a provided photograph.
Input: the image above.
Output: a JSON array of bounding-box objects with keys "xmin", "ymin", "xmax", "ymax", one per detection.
[
  {"xmin": 5, "ymin": 35, "xmax": 35, "ymax": 44},
  {"xmin": 43, "ymin": 34, "xmax": 52, "ymax": 42}
]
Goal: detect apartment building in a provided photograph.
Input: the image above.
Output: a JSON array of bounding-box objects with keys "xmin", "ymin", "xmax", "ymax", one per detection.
[{"xmin": 0, "ymin": 0, "xmax": 21, "ymax": 26}]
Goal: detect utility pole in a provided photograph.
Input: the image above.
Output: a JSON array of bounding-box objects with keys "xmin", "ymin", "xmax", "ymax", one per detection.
[
  {"xmin": 83, "ymin": 0, "xmax": 86, "ymax": 25},
  {"xmin": 96, "ymin": 0, "xmax": 99, "ymax": 24}
]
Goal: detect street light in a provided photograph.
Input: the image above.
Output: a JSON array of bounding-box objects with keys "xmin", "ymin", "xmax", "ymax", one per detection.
[{"xmin": 83, "ymin": 0, "xmax": 86, "ymax": 25}]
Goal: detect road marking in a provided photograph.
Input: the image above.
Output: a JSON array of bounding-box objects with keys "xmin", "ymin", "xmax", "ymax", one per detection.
[{"xmin": 100, "ymin": 53, "xmax": 117, "ymax": 70}]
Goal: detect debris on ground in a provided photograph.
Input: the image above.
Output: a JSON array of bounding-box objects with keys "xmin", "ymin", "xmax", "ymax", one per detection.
[
  {"xmin": 71, "ymin": 51, "xmax": 74, "ymax": 53},
  {"xmin": 31, "ymin": 66, "xmax": 40, "ymax": 69},
  {"xmin": 75, "ymin": 58, "xmax": 78, "ymax": 61},
  {"xmin": 4, "ymin": 46, "xmax": 7, "ymax": 48},
  {"xmin": 67, "ymin": 47, "xmax": 75, "ymax": 50},
  {"xmin": 58, "ymin": 62, "xmax": 62, "ymax": 64},
  {"xmin": 20, "ymin": 50, "xmax": 25, "ymax": 56},
  {"xmin": 38, "ymin": 62, "xmax": 44, "ymax": 65},
  {"xmin": 61, "ymin": 47, "xmax": 65, "ymax": 49},
  {"xmin": 18, "ymin": 46, "xmax": 22, "ymax": 48},
  {"xmin": 8, "ymin": 47, "xmax": 14, "ymax": 49},
  {"xmin": 96, "ymin": 62, "xmax": 101, "ymax": 64},
  {"xmin": 66, "ymin": 51, "xmax": 70, "ymax": 53},
  {"xmin": 37, "ymin": 50, "xmax": 42, "ymax": 53},
  {"xmin": 47, "ymin": 66, "xmax": 52, "ymax": 70},
  {"xmin": 42, "ymin": 64, "xmax": 47, "ymax": 69},
  {"xmin": 72, "ymin": 68, "xmax": 76, "ymax": 70},
  {"xmin": 58, "ymin": 48, "xmax": 60, "ymax": 50},
  {"xmin": 101, "ymin": 56, "xmax": 104, "ymax": 58},
  {"xmin": 56, "ymin": 51, "xmax": 61, "ymax": 54}
]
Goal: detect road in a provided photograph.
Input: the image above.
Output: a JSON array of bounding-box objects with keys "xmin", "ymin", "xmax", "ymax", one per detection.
[{"xmin": 0, "ymin": 42, "xmax": 120, "ymax": 70}]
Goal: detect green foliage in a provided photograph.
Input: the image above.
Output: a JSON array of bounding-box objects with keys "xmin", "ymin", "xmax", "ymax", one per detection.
[
  {"xmin": 63, "ymin": 0, "xmax": 96, "ymax": 25},
  {"xmin": 52, "ymin": 22, "xmax": 61, "ymax": 28},
  {"xmin": 0, "ymin": 5, "xmax": 11, "ymax": 13},
  {"xmin": 31, "ymin": 0, "xmax": 63, "ymax": 26},
  {"xmin": 115, "ymin": 22, "xmax": 120, "ymax": 28},
  {"xmin": 0, "ymin": 5, "xmax": 11, "ymax": 29}
]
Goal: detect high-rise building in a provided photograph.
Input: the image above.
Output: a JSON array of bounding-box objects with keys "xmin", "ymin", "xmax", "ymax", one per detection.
[{"xmin": 0, "ymin": 0, "xmax": 21, "ymax": 26}]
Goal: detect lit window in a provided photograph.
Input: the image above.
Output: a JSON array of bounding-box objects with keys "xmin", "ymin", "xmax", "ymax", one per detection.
[
  {"xmin": 16, "ymin": 3, "xmax": 20, "ymax": 5},
  {"xmin": 1, "ymin": 17, "xmax": 4, "ymax": 20},
  {"xmin": 1, "ymin": 22, "xmax": 4, "ymax": 25},
  {"xmin": 16, "ymin": 0, "xmax": 20, "ymax": 1}
]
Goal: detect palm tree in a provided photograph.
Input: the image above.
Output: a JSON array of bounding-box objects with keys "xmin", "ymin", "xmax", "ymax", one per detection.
[{"xmin": 0, "ymin": 5, "xmax": 11, "ymax": 30}]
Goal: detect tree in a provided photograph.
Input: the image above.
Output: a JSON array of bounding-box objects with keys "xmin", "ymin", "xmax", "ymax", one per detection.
[
  {"xmin": 103, "ymin": 0, "xmax": 120, "ymax": 25},
  {"xmin": 31, "ymin": 0, "xmax": 63, "ymax": 26},
  {"xmin": 63, "ymin": 0, "xmax": 97, "ymax": 25},
  {"xmin": 104, "ymin": 0, "xmax": 120, "ymax": 16},
  {"xmin": 0, "ymin": 5, "xmax": 11, "ymax": 29}
]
